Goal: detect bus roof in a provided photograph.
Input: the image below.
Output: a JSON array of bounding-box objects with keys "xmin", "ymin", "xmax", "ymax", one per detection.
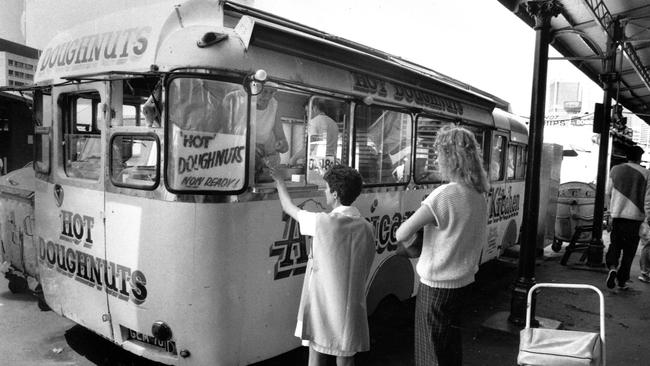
[{"xmin": 34, "ymin": 0, "xmax": 507, "ymax": 119}]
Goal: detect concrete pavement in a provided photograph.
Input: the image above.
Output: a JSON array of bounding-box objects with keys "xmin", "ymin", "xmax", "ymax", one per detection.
[
  {"xmin": 256, "ymin": 231, "xmax": 650, "ymax": 365},
  {"xmin": 2, "ymin": 231, "xmax": 650, "ymax": 365}
]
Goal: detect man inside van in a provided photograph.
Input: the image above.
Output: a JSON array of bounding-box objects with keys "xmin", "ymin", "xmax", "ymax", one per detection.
[
  {"xmin": 222, "ymin": 83, "xmax": 288, "ymax": 181},
  {"xmin": 254, "ymin": 84, "xmax": 289, "ymax": 179}
]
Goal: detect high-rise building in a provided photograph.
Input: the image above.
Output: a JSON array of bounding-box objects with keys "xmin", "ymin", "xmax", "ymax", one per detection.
[
  {"xmin": 547, "ymin": 81, "xmax": 582, "ymax": 114},
  {"xmin": 0, "ymin": 38, "xmax": 39, "ymax": 87}
]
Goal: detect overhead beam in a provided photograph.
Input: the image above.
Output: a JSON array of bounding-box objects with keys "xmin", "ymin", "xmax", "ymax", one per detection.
[{"xmin": 583, "ymin": 0, "xmax": 650, "ymax": 94}]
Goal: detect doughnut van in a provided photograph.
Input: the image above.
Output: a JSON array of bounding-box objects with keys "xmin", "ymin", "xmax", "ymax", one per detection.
[{"xmin": 14, "ymin": 0, "xmax": 529, "ymax": 364}]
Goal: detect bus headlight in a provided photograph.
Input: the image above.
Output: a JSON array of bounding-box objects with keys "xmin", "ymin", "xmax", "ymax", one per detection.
[{"xmin": 151, "ymin": 321, "xmax": 173, "ymax": 342}]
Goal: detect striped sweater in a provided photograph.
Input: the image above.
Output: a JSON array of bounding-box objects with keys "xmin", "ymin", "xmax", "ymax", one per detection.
[{"xmin": 606, "ymin": 162, "xmax": 650, "ymax": 221}]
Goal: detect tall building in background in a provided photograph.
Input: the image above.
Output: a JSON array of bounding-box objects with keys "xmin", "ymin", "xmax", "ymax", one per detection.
[
  {"xmin": 0, "ymin": 38, "xmax": 39, "ymax": 87},
  {"xmin": 547, "ymin": 81, "xmax": 582, "ymax": 114}
]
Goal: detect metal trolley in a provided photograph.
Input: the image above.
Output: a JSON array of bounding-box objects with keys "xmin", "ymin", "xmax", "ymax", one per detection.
[{"xmin": 518, "ymin": 283, "xmax": 605, "ymax": 366}]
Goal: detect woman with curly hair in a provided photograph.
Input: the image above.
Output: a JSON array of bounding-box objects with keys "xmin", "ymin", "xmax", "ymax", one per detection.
[{"xmin": 396, "ymin": 124, "xmax": 490, "ymax": 366}]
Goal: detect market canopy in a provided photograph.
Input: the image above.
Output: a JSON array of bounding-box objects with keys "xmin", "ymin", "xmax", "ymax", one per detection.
[{"xmin": 498, "ymin": 0, "xmax": 650, "ymax": 124}]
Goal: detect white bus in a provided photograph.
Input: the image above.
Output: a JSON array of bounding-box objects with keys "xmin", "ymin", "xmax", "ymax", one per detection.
[{"xmin": 21, "ymin": 1, "xmax": 528, "ymax": 364}]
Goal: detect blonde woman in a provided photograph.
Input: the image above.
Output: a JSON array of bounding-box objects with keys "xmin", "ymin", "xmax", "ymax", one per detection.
[{"xmin": 396, "ymin": 124, "xmax": 489, "ymax": 366}]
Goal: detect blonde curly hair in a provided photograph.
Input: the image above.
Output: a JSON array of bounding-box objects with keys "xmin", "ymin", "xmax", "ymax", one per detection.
[{"xmin": 434, "ymin": 124, "xmax": 490, "ymax": 193}]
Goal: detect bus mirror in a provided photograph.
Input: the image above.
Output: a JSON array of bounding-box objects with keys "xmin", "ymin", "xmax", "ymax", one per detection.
[{"xmin": 246, "ymin": 69, "xmax": 268, "ymax": 96}]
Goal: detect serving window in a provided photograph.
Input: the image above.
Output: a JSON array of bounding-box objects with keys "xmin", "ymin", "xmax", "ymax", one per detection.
[{"xmin": 354, "ymin": 105, "xmax": 412, "ymax": 185}]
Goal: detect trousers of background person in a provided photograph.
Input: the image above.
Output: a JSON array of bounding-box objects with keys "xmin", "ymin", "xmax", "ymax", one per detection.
[{"xmin": 607, "ymin": 218, "xmax": 642, "ymax": 284}]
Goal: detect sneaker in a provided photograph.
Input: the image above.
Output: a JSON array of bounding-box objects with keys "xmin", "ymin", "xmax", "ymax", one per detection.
[
  {"xmin": 606, "ymin": 269, "xmax": 617, "ymax": 289},
  {"xmin": 618, "ymin": 283, "xmax": 630, "ymax": 291},
  {"xmin": 639, "ymin": 274, "xmax": 650, "ymax": 283}
]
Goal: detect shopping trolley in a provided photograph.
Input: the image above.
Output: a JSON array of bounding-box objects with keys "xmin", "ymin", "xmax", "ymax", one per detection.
[{"xmin": 517, "ymin": 283, "xmax": 605, "ymax": 366}]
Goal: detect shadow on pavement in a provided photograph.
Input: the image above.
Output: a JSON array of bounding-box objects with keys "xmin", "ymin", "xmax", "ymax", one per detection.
[{"xmin": 0, "ymin": 289, "xmax": 38, "ymax": 303}]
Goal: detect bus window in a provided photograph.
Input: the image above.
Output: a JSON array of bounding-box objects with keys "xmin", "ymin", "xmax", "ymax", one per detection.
[
  {"xmin": 111, "ymin": 134, "xmax": 159, "ymax": 188},
  {"xmin": 167, "ymin": 77, "xmax": 247, "ymax": 193},
  {"xmin": 121, "ymin": 78, "xmax": 162, "ymax": 127},
  {"xmin": 302, "ymin": 97, "xmax": 348, "ymax": 187},
  {"xmin": 354, "ymin": 106, "xmax": 411, "ymax": 185},
  {"xmin": 463, "ymin": 125, "xmax": 489, "ymax": 170},
  {"xmin": 61, "ymin": 91, "xmax": 102, "ymax": 180},
  {"xmin": 33, "ymin": 90, "xmax": 52, "ymax": 174},
  {"xmin": 490, "ymin": 134, "xmax": 507, "ymax": 181},
  {"xmin": 515, "ymin": 144, "xmax": 527, "ymax": 180},
  {"xmin": 506, "ymin": 143, "xmax": 528, "ymax": 181},
  {"xmin": 414, "ymin": 116, "xmax": 446, "ymax": 183}
]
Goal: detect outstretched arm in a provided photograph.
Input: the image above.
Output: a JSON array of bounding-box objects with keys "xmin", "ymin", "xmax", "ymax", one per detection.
[{"xmin": 270, "ymin": 167, "xmax": 300, "ymax": 220}]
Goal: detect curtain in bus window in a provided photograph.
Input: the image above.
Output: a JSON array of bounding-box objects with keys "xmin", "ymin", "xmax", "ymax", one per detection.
[
  {"xmin": 507, "ymin": 144, "xmax": 516, "ymax": 180},
  {"xmin": 167, "ymin": 78, "xmax": 248, "ymax": 192},
  {"xmin": 354, "ymin": 106, "xmax": 411, "ymax": 185},
  {"xmin": 490, "ymin": 135, "xmax": 506, "ymax": 181}
]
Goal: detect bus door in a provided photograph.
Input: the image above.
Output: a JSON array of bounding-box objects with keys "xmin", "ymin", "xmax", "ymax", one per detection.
[
  {"xmin": 103, "ymin": 78, "xmax": 177, "ymax": 357},
  {"xmin": 38, "ymin": 82, "xmax": 112, "ymax": 339}
]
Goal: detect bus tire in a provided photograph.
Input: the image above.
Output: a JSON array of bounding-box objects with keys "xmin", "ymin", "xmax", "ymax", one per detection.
[{"xmin": 366, "ymin": 254, "xmax": 415, "ymax": 316}]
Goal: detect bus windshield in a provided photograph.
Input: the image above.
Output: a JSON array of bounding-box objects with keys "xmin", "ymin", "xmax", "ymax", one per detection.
[{"xmin": 166, "ymin": 77, "xmax": 248, "ymax": 193}]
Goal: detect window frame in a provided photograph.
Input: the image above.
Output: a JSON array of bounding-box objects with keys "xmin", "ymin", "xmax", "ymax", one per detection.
[
  {"xmin": 352, "ymin": 103, "xmax": 413, "ymax": 187},
  {"xmin": 489, "ymin": 132, "xmax": 508, "ymax": 182},
  {"xmin": 109, "ymin": 132, "xmax": 161, "ymax": 190},
  {"xmin": 303, "ymin": 95, "xmax": 350, "ymax": 187},
  {"xmin": 507, "ymin": 142, "xmax": 527, "ymax": 181},
  {"xmin": 59, "ymin": 89, "xmax": 104, "ymax": 181},
  {"xmin": 163, "ymin": 73, "xmax": 251, "ymax": 195},
  {"xmin": 412, "ymin": 114, "xmax": 459, "ymax": 185}
]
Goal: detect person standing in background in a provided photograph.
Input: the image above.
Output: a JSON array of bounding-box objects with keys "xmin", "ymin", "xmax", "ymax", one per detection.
[
  {"xmin": 395, "ymin": 125, "xmax": 489, "ymax": 366},
  {"xmin": 605, "ymin": 145, "xmax": 650, "ymax": 290}
]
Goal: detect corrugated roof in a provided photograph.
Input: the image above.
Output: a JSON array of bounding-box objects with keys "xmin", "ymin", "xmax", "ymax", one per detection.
[{"xmin": 498, "ymin": 0, "xmax": 650, "ymax": 124}]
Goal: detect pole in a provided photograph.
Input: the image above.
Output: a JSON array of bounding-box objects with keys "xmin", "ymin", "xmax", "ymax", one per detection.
[
  {"xmin": 587, "ymin": 19, "xmax": 622, "ymax": 267},
  {"xmin": 508, "ymin": 0, "xmax": 562, "ymax": 326}
]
